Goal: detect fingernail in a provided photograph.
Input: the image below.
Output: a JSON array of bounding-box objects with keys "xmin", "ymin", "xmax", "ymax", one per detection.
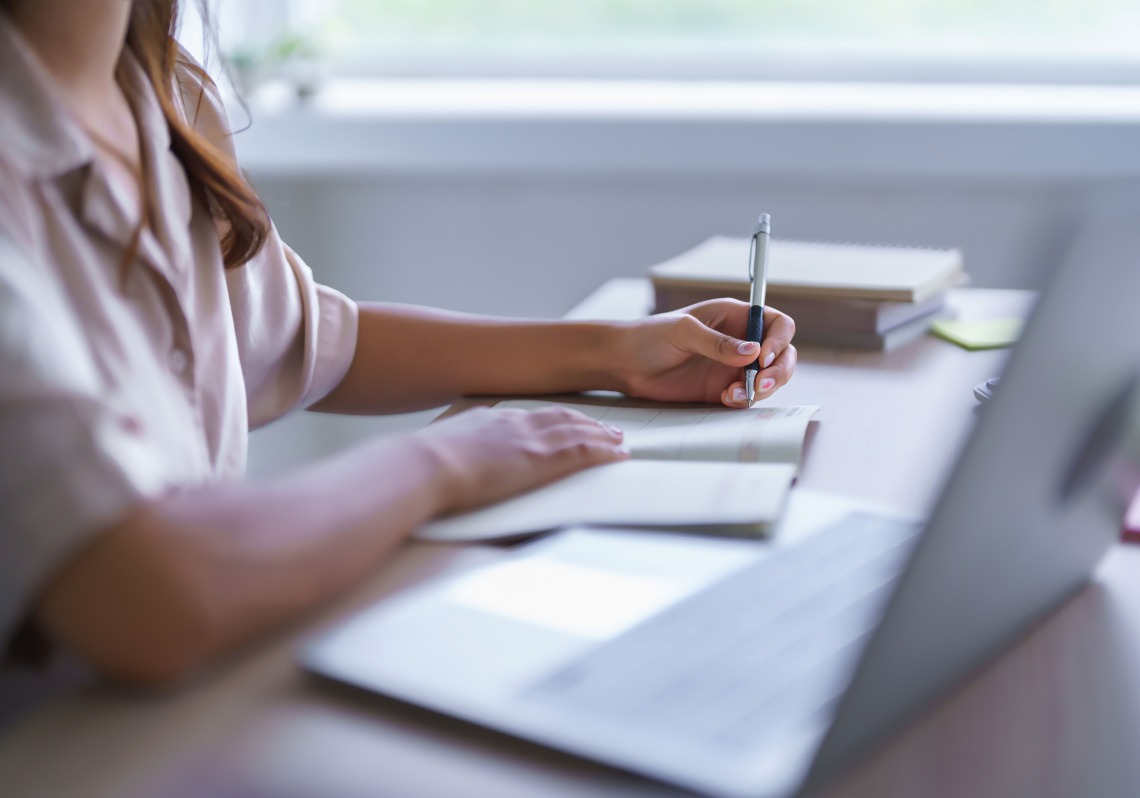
[
  {"xmin": 616, "ymin": 446, "xmax": 631, "ymax": 456},
  {"xmin": 732, "ymin": 387, "xmax": 746, "ymax": 402},
  {"xmin": 737, "ymin": 340, "xmax": 759, "ymax": 354},
  {"xmin": 763, "ymin": 351, "xmax": 775, "ymax": 368},
  {"xmin": 759, "ymin": 378, "xmax": 776, "ymax": 393},
  {"xmin": 603, "ymin": 422, "xmax": 623, "ymax": 436}
]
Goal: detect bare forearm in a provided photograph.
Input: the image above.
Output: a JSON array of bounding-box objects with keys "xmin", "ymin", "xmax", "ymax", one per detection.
[
  {"xmin": 313, "ymin": 303, "xmax": 627, "ymax": 414},
  {"xmin": 37, "ymin": 434, "xmax": 448, "ymax": 683},
  {"xmin": 162, "ymin": 435, "xmax": 444, "ymax": 619}
]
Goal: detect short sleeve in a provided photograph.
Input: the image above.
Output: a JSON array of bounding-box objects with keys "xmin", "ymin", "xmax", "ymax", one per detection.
[
  {"xmin": 225, "ymin": 233, "xmax": 359, "ymax": 427},
  {"xmin": 175, "ymin": 52, "xmax": 359, "ymax": 428},
  {"xmin": 0, "ymin": 232, "xmax": 168, "ymax": 652}
]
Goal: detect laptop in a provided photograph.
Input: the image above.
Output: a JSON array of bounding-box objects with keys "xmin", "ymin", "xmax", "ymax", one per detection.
[{"xmin": 301, "ymin": 216, "xmax": 1140, "ymax": 798}]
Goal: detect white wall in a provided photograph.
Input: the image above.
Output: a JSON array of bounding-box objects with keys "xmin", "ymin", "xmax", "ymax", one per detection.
[{"xmin": 253, "ymin": 173, "xmax": 1130, "ymax": 317}]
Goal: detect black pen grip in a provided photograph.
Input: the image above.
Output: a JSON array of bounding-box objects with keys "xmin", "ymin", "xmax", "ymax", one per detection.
[{"xmin": 746, "ymin": 304, "xmax": 765, "ymax": 369}]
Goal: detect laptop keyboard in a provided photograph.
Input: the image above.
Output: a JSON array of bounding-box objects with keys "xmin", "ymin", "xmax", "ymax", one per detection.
[{"xmin": 524, "ymin": 513, "xmax": 921, "ymax": 748}]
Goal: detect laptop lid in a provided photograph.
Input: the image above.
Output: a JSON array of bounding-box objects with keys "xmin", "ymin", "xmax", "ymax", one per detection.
[{"xmin": 808, "ymin": 214, "xmax": 1140, "ymax": 785}]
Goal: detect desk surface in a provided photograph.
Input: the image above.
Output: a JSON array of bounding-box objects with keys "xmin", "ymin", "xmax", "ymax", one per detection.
[{"xmin": 3, "ymin": 283, "xmax": 1139, "ymax": 798}]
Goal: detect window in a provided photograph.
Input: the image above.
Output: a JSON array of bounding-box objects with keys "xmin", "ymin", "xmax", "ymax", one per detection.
[{"xmin": 283, "ymin": 0, "xmax": 1140, "ymax": 83}]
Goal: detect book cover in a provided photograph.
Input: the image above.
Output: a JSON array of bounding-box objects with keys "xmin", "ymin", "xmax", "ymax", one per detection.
[{"xmin": 650, "ymin": 236, "xmax": 965, "ymax": 304}]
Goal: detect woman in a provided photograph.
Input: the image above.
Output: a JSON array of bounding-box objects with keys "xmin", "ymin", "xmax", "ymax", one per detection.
[{"xmin": 0, "ymin": 0, "xmax": 796, "ymax": 691}]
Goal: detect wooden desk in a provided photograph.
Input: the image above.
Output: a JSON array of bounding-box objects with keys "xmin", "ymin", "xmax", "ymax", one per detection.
[{"xmin": 3, "ymin": 283, "xmax": 1139, "ymax": 798}]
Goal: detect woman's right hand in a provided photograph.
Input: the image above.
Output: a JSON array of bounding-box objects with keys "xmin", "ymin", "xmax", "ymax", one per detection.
[{"xmin": 413, "ymin": 406, "xmax": 629, "ymax": 516}]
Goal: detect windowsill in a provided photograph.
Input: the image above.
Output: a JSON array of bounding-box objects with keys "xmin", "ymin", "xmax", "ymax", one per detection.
[{"xmin": 234, "ymin": 78, "xmax": 1140, "ymax": 181}]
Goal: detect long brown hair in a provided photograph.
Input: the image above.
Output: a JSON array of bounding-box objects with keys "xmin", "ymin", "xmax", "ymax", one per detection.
[{"xmin": 127, "ymin": 0, "xmax": 269, "ymax": 269}]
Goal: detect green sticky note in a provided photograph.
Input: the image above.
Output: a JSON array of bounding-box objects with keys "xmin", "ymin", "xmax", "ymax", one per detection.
[{"xmin": 931, "ymin": 318, "xmax": 1023, "ymax": 351}]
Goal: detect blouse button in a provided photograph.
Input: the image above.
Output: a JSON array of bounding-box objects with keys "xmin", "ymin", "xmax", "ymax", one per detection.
[
  {"xmin": 168, "ymin": 348, "xmax": 190, "ymax": 375},
  {"xmin": 118, "ymin": 414, "xmax": 144, "ymax": 435}
]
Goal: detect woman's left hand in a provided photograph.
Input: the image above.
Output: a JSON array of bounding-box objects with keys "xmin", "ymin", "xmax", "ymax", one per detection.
[{"xmin": 615, "ymin": 299, "xmax": 797, "ymax": 407}]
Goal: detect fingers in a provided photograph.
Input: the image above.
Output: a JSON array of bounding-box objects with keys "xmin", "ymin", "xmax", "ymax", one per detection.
[
  {"xmin": 673, "ymin": 314, "xmax": 761, "ymax": 367},
  {"xmin": 719, "ymin": 343, "xmax": 798, "ymax": 408},
  {"xmin": 673, "ymin": 305, "xmax": 796, "ymax": 371},
  {"xmin": 527, "ymin": 406, "xmax": 628, "ymax": 456},
  {"xmin": 532, "ymin": 409, "xmax": 625, "ymax": 449},
  {"xmin": 513, "ymin": 408, "xmax": 629, "ymax": 488},
  {"xmin": 759, "ymin": 308, "xmax": 795, "ymax": 372},
  {"xmin": 422, "ymin": 406, "xmax": 631, "ymax": 515}
]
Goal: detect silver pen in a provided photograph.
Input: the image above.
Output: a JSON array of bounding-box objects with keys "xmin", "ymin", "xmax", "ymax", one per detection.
[{"xmin": 744, "ymin": 214, "xmax": 771, "ymax": 407}]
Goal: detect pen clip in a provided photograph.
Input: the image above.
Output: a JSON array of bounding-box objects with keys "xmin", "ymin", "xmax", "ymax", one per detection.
[{"xmin": 748, "ymin": 233, "xmax": 758, "ymax": 282}]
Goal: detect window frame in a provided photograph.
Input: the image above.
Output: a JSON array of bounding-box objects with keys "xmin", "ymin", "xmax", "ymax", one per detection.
[
  {"xmin": 323, "ymin": 47, "xmax": 1140, "ymax": 87},
  {"xmin": 268, "ymin": 0, "xmax": 1140, "ymax": 87}
]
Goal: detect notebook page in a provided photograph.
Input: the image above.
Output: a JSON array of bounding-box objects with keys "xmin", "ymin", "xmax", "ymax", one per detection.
[
  {"xmin": 497, "ymin": 400, "xmax": 818, "ymax": 471},
  {"xmin": 416, "ymin": 460, "xmax": 796, "ymax": 543}
]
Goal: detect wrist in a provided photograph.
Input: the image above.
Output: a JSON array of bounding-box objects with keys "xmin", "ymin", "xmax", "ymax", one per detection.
[
  {"xmin": 578, "ymin": 320, "xmax": 634, "ymax": 394},
  {"xmin": 396, "ymin": 433, "xmax": 465, "ymax": 519}
]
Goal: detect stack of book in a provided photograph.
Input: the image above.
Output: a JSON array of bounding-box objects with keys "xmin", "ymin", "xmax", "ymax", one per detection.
[{"xmin": 649, "ymin": 237, "xmax": 967, "ymax": 350}]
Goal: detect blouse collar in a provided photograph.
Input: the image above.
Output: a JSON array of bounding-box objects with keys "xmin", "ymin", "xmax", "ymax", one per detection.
[{"xmin": 0, "ymin": 14, "xmax": 174, "ymax": 183}]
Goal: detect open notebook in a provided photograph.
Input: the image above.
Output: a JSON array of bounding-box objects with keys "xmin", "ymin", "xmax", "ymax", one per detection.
[{"xmin": 416, "ymin": 400, "xmax": 819, "ymax": 543}]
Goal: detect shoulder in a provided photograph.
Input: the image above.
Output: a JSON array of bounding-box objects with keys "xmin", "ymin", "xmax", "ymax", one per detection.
[{"xmin": 171, "ymin": 45, "xmax": 238, "ymax": 160}]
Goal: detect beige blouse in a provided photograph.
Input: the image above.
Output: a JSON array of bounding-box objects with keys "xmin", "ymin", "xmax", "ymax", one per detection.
[{"xmin": 0, "ymin": 19, "xmax": 359, "ymax": 658}]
